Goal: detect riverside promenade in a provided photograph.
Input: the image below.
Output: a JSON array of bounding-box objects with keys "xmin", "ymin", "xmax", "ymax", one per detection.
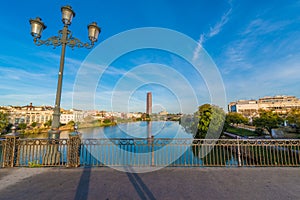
[{"xmin": 0, "ymin": 167, "xmax": 299, "ymax": 200}]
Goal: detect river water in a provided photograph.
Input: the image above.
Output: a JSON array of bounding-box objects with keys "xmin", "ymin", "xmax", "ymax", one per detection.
[
  {"xmin": 21, "ymin": 121, "xmax": 192, "ymax": 139},
  {"xmin": 14, "ymin": 121, "xmax": 240, "ymax": 167},
  {"xmin": 79, "ymin": 121, "xmax": 192, "ymax": 139}
]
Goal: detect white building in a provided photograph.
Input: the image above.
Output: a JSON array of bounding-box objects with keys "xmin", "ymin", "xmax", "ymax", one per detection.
[
  {"xmin": 2, "ymin": 103, "xmax": 53, "ymax": 125},
  {"xmin": 229, "ymin": 95, "xmax": 300, "ymax": 117},
  {"xmin": 60, "ymin": 109, "xmax": 85, "ymax": 124},
  {"xmin": 159, "ymin": 110, "xmax": 168, "ymax": 116},
  {"xmin": 1, "ymin": 103, "xmax": 86, "ymax": 126},
  {"xmin": 228, "ymin": 100, "xmax": 258, "ymax": 117},
  {"xmin": 258, "ymin": 95, "xmax": 300, "ymax": 114}
]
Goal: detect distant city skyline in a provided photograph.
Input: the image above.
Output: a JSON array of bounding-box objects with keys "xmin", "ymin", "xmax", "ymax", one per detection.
[{"xmin": 0, "ymin": 1, "xmax": 299, "ymax": 113}]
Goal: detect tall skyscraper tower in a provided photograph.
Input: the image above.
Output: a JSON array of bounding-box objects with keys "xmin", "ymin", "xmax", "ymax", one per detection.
[{"xmin": 146, "ymin": 92, "xmax": 152, "ymax": 115}]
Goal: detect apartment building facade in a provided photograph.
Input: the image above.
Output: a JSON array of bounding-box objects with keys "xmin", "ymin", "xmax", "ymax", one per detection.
[
  {"xmin": 229, "ymin": 95, "xmax": 300, "ymax": 118},
  {"xmin": 0, "ymin": 103, "xmax": 85, "ymax": 126}
]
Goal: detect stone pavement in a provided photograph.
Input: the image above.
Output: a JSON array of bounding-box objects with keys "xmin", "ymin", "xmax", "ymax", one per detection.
[{"xmin": 0, "ymin": 167, "xmax": 299, "ymax": 200}]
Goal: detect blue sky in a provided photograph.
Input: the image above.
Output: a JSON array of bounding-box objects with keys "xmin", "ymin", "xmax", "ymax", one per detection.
[{"xmin": 0, "ymin": 0, "xmax": 299, "ymax": 113}]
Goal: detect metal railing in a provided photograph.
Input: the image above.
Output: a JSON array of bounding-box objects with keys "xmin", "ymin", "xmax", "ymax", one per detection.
[
  {"xmin": 1, "ymin": 136, "xmax": 299, "ymax": 167},
  {"xmin": 80, "ymin": 138, "xmax": 300, "ymax": 167},
  {"xmin": 1, "ymin": 135, "xmax": 80, "ymax": 167},
  {"xmin": 17, "ymin": 139, "xmax": 68, "ymax": 167}
]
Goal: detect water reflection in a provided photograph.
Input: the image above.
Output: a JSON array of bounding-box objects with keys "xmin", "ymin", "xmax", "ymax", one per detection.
[
  {"xmin": 20, "ymin": 130, "xmax": 70, "ymax": 139},
  {"xmin": 147, "ymin": 121, "xmax": 152, "ymax": 138},
  {"xmin": 80, "ymin": 121, "xmax": 192, "ymax": 139}
]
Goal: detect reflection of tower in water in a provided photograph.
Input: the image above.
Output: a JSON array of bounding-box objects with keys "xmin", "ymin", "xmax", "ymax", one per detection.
[{"xmin": 147, "ymin": 121, "xmax": 152, "ymax": 138}]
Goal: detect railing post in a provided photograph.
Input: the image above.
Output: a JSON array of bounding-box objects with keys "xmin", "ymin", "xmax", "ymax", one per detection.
[
  {"xmin": 237, "ymin": 136, "xmax": 242, "ymax": 167},
  {"xmin": 151, "ymin": 136, "xmax": 155, "ymax": 166},
  {"xmin": 43, "ymin": 139, "xmax": 61, "ymax": 166},
  {"xmin": 67, "ymin": 134, "xmax": 81, "ymax": 167},
  {"xmin": 2, "ymin": 134, "xmax": 19, "ymax": 168},
  {"xmin": 147, "ymin": 135, "xmax": 155, "ymax": 166}
]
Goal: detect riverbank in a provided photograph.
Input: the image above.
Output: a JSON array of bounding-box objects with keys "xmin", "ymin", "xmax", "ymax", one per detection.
[{"xmin": 0, "ymin": 121, "xmax": 118, "ymax": 138}]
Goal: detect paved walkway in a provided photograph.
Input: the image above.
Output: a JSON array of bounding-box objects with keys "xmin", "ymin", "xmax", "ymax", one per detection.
[{"xmin": 0, "ymin": 167, "xmax": 299, "ymax": 200}]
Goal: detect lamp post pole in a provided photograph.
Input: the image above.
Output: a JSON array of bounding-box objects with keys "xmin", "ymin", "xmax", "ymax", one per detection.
[
  {"xmin": 29, "ymin": 5, "xmax": 101, "ymax": 139},
  {"xmin": 51, "ymin": 25, "xmax": 67, "ymax": 132}
]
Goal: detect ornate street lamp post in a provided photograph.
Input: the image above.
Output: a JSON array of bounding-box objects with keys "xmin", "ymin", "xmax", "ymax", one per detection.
[{"xmin": 29, "ymin": 5, "xmax": 101, "ymax": 139}]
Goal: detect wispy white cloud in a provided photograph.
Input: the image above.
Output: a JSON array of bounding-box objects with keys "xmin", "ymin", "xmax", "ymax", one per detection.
[
  {"xmin": 242, "ymin": 18, "xmax": 293, "ymax": 36},
  {"xmin": 216, "ymin": 1, "xmax": 300, "ymax": 102},
  {"xmin": 0, "ymin": 55, "xmax": 56, "ymax": 74},
  {"xmin": 0, "ymin": 93, "xmax": 54, "ymax": 106},
  {"xmin": 193, "ymin": 1, "xmax": 233, "ymax": 61},
  {"xmin": 223, "ymin": 48, "xmax": 300, "ymax": 102},
  {"xmin": 103, "ymin": 66, "xmax": 132, "ymax": 77},
  {"xmin": 220, "ymin": 40, "xmax": 254, "ymax": 74},
  {"xmin": 0, "ymin": 65, "xmax": 58, "ymax": 97},
  {"xmin": 208, "ymin": 8, "xmax": 232, "ymax": 38},
  {"xmin": 33, "ymin": 51, "xmax": 86, "ymax": 76},
  {"xmin": 0, "ymin": 51, "xmax": 84, "ymax": 107},
  {"xmin": 220, "ymin": 16, "xmax": 299, "ymax": 75},
  {"xmin": 192, "ymin": 34, "xmax": 205, "ymax": 62},
  {"xmin": 0, "ymin": 67, "xmax": 48, "ymax": 81}
]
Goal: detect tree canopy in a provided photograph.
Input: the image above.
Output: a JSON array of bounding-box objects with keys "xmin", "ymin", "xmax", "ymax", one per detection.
[
  {"xmin": 67, "ymin": 120, "xmax": 75, "ymax": 126},
  {"xmin": 0, "ymin": 112, "xmax": 9, "ymax": 133},
  {"xmin": 44, "ymin": 120, "xmax": 52, "ymax": 127},
  {"xmin": 225, "ymin": 112, "xmax": 248, "ymax": 125},
  {"xmin": 286, "ymin": 108, "xmax": 300, "ymax": 128},
  {"xmin": 194, "ymin": 104, "xmax": 226, "ymax": 139},
  {"xmin": 31, "ymin": 122, "xmax": 37, "ymax": 127},
  {"xmin": 18, "ymin": 123, "xmax": 27, "ymax": 130},
  {"xmin": 253, "ymin": 110, "xmax": 283, "ymax": 134}
]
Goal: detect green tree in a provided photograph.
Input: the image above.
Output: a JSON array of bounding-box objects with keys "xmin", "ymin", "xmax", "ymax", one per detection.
[
  {"xmin": 141, "ymin": 113, "xmax": 151, "ymax": 121},
  {"xmin": 286, "ymin": 108, "xmax": 300, "ymax": 128},
  {"xmin": 223, "ymin": 112, "xmax": 248, "ymax": 131},
  {"xmin": 18, "ymin": 123, "xmax": 27, "ymax": 130},
  {"xmin": 0, "ymin": 112, "xmax": 9, "ymax": 133},
  {"xmin": 31, "ymin": 122, "xmax": 37, "ymax": 127},
  {"xmin": 226, "ymin": 112, "xmax": 248, "ymax": 125},
  {"xmin": 253, "ymin": 110, "xmax": 283, "ymax": 135},
  {"xmin": 103, "ymin": 118, "xmax": 111, "ymax": 124},
  {"xmin": 194, "ymin": 104, "xmax": 226, "ymax": 139},
  {"xmin": 67, "ymin": 120, "xmax": 75, "ymax": 126},
  {"xmin": 44, "ymin": 120, "xmax": 52, "ymax": 127}
]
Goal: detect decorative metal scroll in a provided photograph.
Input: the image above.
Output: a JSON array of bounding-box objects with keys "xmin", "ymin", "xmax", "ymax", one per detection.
[
  {"xmin": 34, "ymin": 30, "xmax": 94, "ymax": 49},
  {"xmin": 67, "ymin": 135, "xmax": 81, "ymax": 167}
]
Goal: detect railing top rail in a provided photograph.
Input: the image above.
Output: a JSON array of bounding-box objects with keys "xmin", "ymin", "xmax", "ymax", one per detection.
[
  {"xmin": 81, "ymin": 138, "xmax": 300, "ymax": 141},
  {"xmin": 0, "ymin": 137, "xmax": 299, "ymax": 144},
  {"xmin": 18, "ymin": 138, "xmax": 68, "ymax": 141},
  {"xmin": 5, "ymin": 137, "xmax": 299, "ymax": 141},
  {"xmin": 79, "ymin": 138, "xmax": 300, "ymax": 146}
]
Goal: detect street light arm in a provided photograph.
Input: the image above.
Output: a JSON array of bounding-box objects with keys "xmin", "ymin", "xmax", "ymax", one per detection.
[
  {"xmin": 67, "ymin": 36, "xmax": 94, "ymax": 49},
  {"xmin": 33, "ymin": 28, "xmax": 68, "ymax": 48},
  {"xmin": 33, "ymin": 33, "xmax": 94, "ymax": 49},
  {"xmin": 33, "ymin": 35, "xmax": 62, "ymax": 48}
]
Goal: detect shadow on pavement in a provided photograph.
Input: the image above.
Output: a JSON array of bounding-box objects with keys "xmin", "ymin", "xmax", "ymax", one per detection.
[
  {"xmin": 74, "ymin": 167, "xmax": 91, "ymax": 200},
  {"xmin": 125, "ymin": 167, "xmax": 156, "ymax": 200}
]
